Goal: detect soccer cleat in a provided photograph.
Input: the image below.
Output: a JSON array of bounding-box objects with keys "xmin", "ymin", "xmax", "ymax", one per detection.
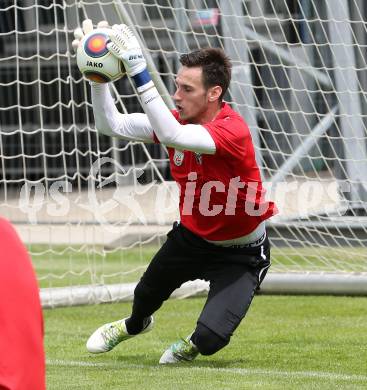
[
  {"xmin": 86, "ymin": 316, "xmax": 153, "ymax": 353},
  {"xmin": 159, "ymin": 334, "xmax": 199, "ymax": 364}
]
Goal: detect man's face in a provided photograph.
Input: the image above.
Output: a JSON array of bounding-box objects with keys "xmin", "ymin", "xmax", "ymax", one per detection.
[{"xmin": 173, "ymin": 66, "xmax": 211, "ymax": 124}]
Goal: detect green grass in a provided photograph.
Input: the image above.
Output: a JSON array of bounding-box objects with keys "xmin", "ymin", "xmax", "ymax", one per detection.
[
  {"xmin": 29, "ymin": 245, "xmax": 158, "ymax": 288},
  {"xmin": 271, "ymin": 246, "xmax": 367, "ymax": 273},
  {"xmin": 37, "ymin": 245, "xmax": 367, "ymax": 388},
  {"xmin": 45, "ymin": 295, "xmax": 367, "ymax": 390},
  {"xmin": 29, "ymin": 245, "xmax": 367, "ymax": 289}
]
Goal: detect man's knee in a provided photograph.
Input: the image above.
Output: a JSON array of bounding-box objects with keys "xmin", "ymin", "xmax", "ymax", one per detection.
[
  {"xmin": 191, "ymin": 323, "xmax": 229, "ymax": 356},
  {"xmin": 134, "ymin": 280, "xmax": 171, "ymax": 302}
]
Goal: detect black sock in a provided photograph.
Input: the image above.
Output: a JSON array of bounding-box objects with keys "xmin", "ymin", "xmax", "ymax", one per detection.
[{"xmin": 125, "ymin": 316, "xmax": 151, "ymax": 335}]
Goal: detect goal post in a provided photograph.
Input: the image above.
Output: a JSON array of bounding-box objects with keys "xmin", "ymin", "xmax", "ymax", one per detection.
[{"xmin": 0, "ymin": 0, "xmax": 366, "ymax": 307}]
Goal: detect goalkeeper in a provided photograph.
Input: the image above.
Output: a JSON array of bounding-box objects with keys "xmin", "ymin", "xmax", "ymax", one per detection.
[{"xmin": 73, "ymin": 20, "xmax": 277, "ymax": 364}]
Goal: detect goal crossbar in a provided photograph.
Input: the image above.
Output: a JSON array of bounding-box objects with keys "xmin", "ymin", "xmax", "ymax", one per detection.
[{"xmin": 41, "ymin": 273, "xmax": 367, "ymax": 309}]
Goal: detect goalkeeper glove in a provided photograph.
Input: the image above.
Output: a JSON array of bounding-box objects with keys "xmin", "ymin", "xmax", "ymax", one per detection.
[{"xmin": 107, "ymin": 24, "xmax": 153, "ymax": 92}]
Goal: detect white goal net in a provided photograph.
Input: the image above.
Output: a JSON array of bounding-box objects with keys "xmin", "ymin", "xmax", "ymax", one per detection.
[{"xmin": 0, "ymin": 0, "xmax": 366, "ymax": 306}]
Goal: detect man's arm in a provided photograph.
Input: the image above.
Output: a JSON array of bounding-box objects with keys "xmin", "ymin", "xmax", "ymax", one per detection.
[
  {"xmin": 139, "ymin": 86, "xmax": 216, "ymax": 153},
  {"xmin": 73, "ymin": 20, "xmax": 155, "ymax": 143},
  {"xmin": 107, "ymin": 24, "xmax": 216, "ymax": 154},
  {"xmin": 91, "ymin": 82, "xmax": 154, "ymax": 142}
]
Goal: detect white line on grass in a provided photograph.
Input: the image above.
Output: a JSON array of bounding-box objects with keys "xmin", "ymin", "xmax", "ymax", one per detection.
[{"xmin": 47, "ymin": 359, "xmax": 367, "ymax": 382}]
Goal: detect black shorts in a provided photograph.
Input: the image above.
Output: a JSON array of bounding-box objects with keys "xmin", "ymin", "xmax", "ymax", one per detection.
[{"xmin": 137, "ymin": 222, "xmax": 271, "ymax": 341}]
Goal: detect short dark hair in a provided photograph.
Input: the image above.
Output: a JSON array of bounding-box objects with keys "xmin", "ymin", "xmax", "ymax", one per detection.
[{"xmin": 179, "ymin": 48, "xmax": 232, "ymax": 101}]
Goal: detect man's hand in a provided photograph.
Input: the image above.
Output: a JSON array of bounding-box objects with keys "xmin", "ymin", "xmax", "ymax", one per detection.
[
  {"xmin": 72, "ymin": 19, "xmax": 109, "ymax": 52},
  {"xmin": 107, "ymin": 24, "xmax": 147, "ymax": 77}
]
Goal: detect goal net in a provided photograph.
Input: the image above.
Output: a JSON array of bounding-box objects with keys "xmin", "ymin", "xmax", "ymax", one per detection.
[{"xmin": 0, "ymin": 0, "xmax": 366, "ymax": 307}]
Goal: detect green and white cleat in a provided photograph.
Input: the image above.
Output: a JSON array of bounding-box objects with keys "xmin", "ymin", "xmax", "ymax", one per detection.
[
  {"xmin": 159, "ymin": 334, "xmax": 199, "ymax": 364},
  {"xmin": 86, "ymin": 316, "xmax": 153, "ymax": 354}
]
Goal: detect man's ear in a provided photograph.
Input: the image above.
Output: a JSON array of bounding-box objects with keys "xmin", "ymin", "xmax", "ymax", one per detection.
[{"xmin": 208, "ymin": 85, "xmax": 222, "ymax": 102}]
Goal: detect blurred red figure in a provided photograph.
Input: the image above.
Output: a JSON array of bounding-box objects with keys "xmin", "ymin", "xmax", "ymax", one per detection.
[{"xmin": 0, "ymin": 218, "xmax": 45, "ymax": 390}]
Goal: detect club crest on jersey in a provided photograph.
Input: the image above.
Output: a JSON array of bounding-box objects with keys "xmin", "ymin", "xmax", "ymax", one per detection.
[
  {"xmin": 173, "ymin": 149, "xmax": 184, "ymax": 166},
  {"xmin": 195, "ymin": 153, "xmax": 202, "ymax": 165}
]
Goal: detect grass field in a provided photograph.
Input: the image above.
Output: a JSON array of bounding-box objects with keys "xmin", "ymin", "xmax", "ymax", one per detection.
[
  {"xmin": 32, "ymin": 244, "xmax": 367, "ymax": 388},
  {"xmin": 29, "ymin": 244, "xmax": 367, "ymax": 289},
  {"xmin": 45, "ymin": 295, "xmax": 367, "ymax": 389}
]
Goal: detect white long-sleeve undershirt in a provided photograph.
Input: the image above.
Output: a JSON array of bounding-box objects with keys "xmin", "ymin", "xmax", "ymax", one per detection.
[
  {"xmin": 139, "ymin": 85, "xmax": 216, "ymax": 154},
  {"xmin": 91, "ymin": 83, "xmax": 216, "ymax": 154},
  {"xmin": 91, "ymin": 83, "xmax": 154, "ymax": 143}
]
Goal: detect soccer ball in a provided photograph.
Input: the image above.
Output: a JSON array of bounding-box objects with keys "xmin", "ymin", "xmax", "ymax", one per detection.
[{"xmin": 76, "ymin": 28, "xmax": 125, "ymax": 83}]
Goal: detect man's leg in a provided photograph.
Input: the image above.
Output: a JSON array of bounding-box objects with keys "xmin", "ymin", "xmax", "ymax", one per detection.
[
  {"xmin": 192, "ymin": 264, "xmax": 264, "ymax": 355},
  {"xmin": 159, "ymin": 264, "xmax": 264, "ymax": 363},
  {"xmin": 159, "ymin": 239, "xmax": 271, "ymax": 363},
  {"xmin": 126, "ymin": 238, "xmax": 197, "ymax": 333},
  {"xmin": 193, "ymin": 240, "xmax": 271, "ymax": 356},
  {"xmin": 87, "ymin": 223, "xmax": 202, "ymax": 353}
]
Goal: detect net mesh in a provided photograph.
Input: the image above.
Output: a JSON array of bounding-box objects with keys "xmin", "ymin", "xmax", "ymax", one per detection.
[{"xmin": 0, "ymin": 0, "xmax": 366, "ymax": 304}]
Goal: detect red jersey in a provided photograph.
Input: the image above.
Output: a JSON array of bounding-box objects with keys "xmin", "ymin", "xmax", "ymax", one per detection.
[
  {"xmin": 0, "ymin": 218, "xmax": 45, "ymax": 390},
  {"xmin": 158, "ymin": 103, "xmax": 277, "ymax": 241}
]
